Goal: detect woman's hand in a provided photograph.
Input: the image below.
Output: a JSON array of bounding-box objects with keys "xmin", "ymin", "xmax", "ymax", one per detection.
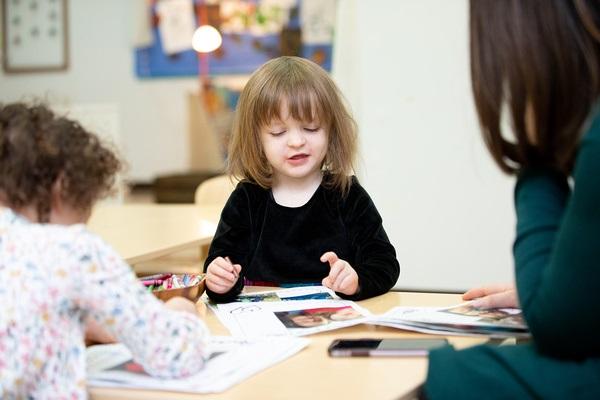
[
  {"xmin": 206, "ymin": 256, "xmax": 241, "ymax": 294},
  {"xmin": 320, "ymin": 251, "xmax": 359, "ymax": 296},
  {"xmin": 463, "ymin": 283, "xmax": 519, "ymax": 309}
]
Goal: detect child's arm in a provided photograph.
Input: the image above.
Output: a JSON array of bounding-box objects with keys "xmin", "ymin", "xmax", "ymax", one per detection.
[
  {"xmin": 204, "ymin": 184, "xmax": 253, "ymax": 302},
  {"xmin": 72, "ymin": 232, "xmax": 209, "ymax": 379},
  {"xmin": 340, "ymin": 180, "xmax": 400, "ymax": 300}
]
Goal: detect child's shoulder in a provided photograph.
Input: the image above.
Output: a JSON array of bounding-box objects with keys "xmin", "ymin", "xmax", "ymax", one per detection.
[
  {"xmin": 235, "ymin": 179, "xmax": 267, "ymax": 192},
  {"xmin": 230, "ymin": 179, "xmax": 270, "ymax": 201},
  {"xmin": 6, "ymin": 217, "xmax": 108, "ymax": 259},
  {"xmin": 322, "ymin": 174, "xmax": 371, "ymax": 202}
]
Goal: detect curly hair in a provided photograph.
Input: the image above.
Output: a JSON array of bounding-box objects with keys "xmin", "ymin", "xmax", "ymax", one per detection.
[{"xmin": 0, "ymin": 102, "xmax": 122, "ymax": 222}]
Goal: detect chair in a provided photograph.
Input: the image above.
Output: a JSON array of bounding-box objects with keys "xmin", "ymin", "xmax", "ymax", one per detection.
[
  {"xmin": 194, "ymin": 174, "xmax": 238, "ymax": 262},
  {"xmin": 132, "ymin": 175, "xmax": 238, "ymax": 277},
  {"xmin": 194, "ymin": 174, "xmax": 238, "ymax": 208}
]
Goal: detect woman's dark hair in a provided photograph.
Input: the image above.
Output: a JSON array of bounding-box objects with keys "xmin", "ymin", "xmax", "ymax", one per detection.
[
  {"xmin": 0, "ymin": 102, "xmax": 122, "ymax": 222},
  {"xmin": 470, "ymin": 0, "xmax": 600, "ymax": 175}
]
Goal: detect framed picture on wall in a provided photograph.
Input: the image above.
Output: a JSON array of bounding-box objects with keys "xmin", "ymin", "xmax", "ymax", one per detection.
[{"xmin": 2, "ymin": 0, "xmax": 69, "ymax": 73}]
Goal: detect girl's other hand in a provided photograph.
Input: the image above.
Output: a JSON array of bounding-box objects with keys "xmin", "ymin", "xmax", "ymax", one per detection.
[
  {"xmin": 463, "ymin": 283, "xmax": 519, "ymax": 309},
  {"xmin": 320, "ymin": 251, "xmax": 359, "ymax": 296},
  {"xmin": 206, "ymin": 256, "xmax": 241, "ymax": 294},
  {"xmin": 165, "ymin": 296, "xmax": 204, "ymax": 317},
  {"xmin": 84, "ymin": 317, "xmax": 117, "ymax": 345}
]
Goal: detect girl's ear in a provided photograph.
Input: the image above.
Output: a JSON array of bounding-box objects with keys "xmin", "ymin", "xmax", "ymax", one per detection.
[
  {"xmin": 48, "ymin": 174, "xmax": 90, "ymax": 225},
  {"xmin": 49, "ymin": 174, "xmax": 65, "ymax": 213}
]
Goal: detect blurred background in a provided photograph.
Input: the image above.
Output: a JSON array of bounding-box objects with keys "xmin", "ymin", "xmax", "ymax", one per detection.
[{"xmin": 0, "ymin": 0, "xmax": 514, "ymax": 292}]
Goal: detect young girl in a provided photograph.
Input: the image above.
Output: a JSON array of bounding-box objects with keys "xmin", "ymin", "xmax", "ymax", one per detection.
[
  {"xmin": 424, "ymin": 1, "xmax": 600, "ymax": 398},
  {"xmin": 204, "ymin": 56, "xmax": 400, "ymax": 302},
  {"xmin": 0, "ymin": 103, "xmax": 209, "ymax": 398}
]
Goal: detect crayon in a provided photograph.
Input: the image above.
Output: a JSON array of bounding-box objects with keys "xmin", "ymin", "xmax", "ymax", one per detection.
[
  {"xmin": 141, "ymin": 279, "xmax": 164, "ymax": 287},
  {"xmin": 140, "ymin": 273, "xmax": 172, "ymax": 282}
]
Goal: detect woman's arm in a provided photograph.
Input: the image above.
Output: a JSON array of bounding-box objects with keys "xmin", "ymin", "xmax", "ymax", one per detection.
[{"xmin": 514, "ymin": 135, "xmax": 600, "ymax": 357}]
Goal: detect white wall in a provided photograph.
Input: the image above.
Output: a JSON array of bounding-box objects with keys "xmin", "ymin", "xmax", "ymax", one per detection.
[
  {"xmin": 0, "ymin": 0, "xmax": 199, "ymax": 182},
  {"xmin": 332, "ymin": 0, "xmax": 516, "ymax": 292}
]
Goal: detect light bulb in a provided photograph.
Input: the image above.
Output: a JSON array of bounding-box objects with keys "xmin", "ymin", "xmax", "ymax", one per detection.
[{"xmin": 192, "ymin": 25, "xmax": 222, "ymax": 53}]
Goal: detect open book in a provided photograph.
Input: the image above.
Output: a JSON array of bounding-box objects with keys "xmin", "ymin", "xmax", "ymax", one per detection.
[
  {"xmin": 368, "ymin": 303, "xmax": 530, "ymax": 339},
  {"xmin": 86, "ymin": 336, "xmax": 308, "ymax": 394}
]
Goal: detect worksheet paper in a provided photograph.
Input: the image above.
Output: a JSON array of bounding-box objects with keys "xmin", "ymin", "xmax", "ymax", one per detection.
[
  {"xmin": 86, "ymin": 336, "xmax": 309, "ymax": 393},
  {"xmin": 210, "ymin": 288, "xmax": 371, "ymax": 337}
]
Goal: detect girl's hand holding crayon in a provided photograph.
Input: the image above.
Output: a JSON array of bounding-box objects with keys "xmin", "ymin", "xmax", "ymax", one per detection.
[
  {"xmin": 206, "ymin": 256, "xmax": 242, "ymax": 294},
  {"xmin": 320, "ymin": 251, "xmax": 359, "ymax": 296}
]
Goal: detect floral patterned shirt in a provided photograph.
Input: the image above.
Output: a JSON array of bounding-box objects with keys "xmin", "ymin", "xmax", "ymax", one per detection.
[{"xmin": 0, "ymin": 209, "xmax": 209, "ymax": 399}]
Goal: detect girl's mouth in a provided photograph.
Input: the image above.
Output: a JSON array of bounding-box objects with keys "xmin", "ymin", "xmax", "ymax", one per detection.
[
  {"xmin": 287, "ymin": 154, "xmax": 309, "ymax": 165},
  {"xmin": 289, "ymin": 154, "xmax": 308, "ymax": 160}
]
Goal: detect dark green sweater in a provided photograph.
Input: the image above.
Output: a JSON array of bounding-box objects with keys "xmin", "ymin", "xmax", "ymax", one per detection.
[{"xmin": 425, "ymin": 110, "xmax": 600, "ymax": 399}]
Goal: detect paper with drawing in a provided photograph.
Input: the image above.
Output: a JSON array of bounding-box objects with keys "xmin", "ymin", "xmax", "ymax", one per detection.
[{"xmin": 87, "ymin": 336, "xmax": 308, "ymax": 393}]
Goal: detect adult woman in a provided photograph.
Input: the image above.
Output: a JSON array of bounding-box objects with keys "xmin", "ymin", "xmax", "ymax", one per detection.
[{"xmin": 424, "ymin": 1, "xmax": 600, "ymax": 398}]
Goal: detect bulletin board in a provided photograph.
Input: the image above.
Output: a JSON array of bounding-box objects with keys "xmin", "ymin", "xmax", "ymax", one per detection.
[
  {"xmin": 2, "ymin": 0, "xmax": 69, "ymax": 73},
  {"xmin": 135, "ymin": 0, "xmax": 335, "ymax": 78}
]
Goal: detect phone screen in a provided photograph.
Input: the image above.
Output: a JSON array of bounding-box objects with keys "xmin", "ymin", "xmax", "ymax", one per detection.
[{"xmin": 328, "ymin": 338, "xmax": 448, "ymax": 357}]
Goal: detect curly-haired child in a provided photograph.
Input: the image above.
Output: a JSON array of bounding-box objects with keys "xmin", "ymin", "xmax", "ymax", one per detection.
[{"xmin": 0, "ymin": 102, "xmax": 209, "ymax": 398}]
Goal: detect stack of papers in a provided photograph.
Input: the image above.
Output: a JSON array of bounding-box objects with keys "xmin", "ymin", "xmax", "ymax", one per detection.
[
  {"xmin": 368, "ymin": 303, "xmax": 530, "ymax": 339},
  {"xmin": 87, "ymin": 336, "xmax": 309, "ymax": 394}
]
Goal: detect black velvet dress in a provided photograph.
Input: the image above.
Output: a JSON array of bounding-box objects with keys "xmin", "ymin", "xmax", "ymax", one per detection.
[{"xmin": 204, "ymin": 176, "xmax": 400, "ymax": 302}]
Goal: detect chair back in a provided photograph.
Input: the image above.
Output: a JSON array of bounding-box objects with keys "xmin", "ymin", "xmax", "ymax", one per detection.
[{"xmin": 194, "ymin": 174, "xmax": 237, "ymax": 207}]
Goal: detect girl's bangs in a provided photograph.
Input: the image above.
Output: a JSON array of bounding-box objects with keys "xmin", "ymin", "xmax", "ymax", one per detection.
[{"xmin": 256, "ymin": 78, "xmax": 328, "ymax": 127}]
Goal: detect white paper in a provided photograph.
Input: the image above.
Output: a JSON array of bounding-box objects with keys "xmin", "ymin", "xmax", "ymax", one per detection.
[
  {"xmin": 212, "ymin": 295, "xmax": 371, "ymax": 337},
  {"xmin": 156, "ymin": 0, "xmax": 196, "ymax": 54},
  {"xmin": 5, "ymin": 0, "xmax": 66, "ymax": 68},
  {"xmin": 300, "ymin": 0, "xmax": 337, "ymax": 44},
  {"xmin": 132, "ymin": 0, "xmax": 153, "ymax": 47},
  {"xmin": 87, "ymin": 336, "xmax": 309, "ymax": 393}
]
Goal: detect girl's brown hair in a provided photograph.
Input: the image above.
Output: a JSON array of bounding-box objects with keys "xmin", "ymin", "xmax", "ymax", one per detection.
[
  {"xmin": 0, "ymin": 102, "xmax": 122, "ymax": 222},
  {"xmin": 227, "ymin": 56, "xmax": 358, "ymax": 194},
  {"xmin": 470, "ymin": 0, "xmax": 600, "ymax": 175}
]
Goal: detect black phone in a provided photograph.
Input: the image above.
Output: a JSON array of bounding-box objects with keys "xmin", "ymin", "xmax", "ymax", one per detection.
[{"xmin": 328, "ymin": 338, "xmax": 449, "ymax": 357}]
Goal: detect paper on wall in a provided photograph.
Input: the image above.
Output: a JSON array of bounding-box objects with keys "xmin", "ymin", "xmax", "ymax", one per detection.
[
  {"xmin": 156, "ymin": 0, "xmax": 196, "ymax": 54},
  {"xmin": 300, "ymin": 0, "xmax": 337, "ymax": 44}
]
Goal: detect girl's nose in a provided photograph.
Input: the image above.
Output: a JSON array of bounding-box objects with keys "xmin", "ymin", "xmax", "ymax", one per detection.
[{"xmin": 287, "ymin": 129, "xmax": 306, "ymax": 147}]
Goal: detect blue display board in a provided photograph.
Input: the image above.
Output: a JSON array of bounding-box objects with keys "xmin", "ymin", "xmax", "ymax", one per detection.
[{"xmin": 135, "ymin": 0, "xmax": 334, "ymax": 78}]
